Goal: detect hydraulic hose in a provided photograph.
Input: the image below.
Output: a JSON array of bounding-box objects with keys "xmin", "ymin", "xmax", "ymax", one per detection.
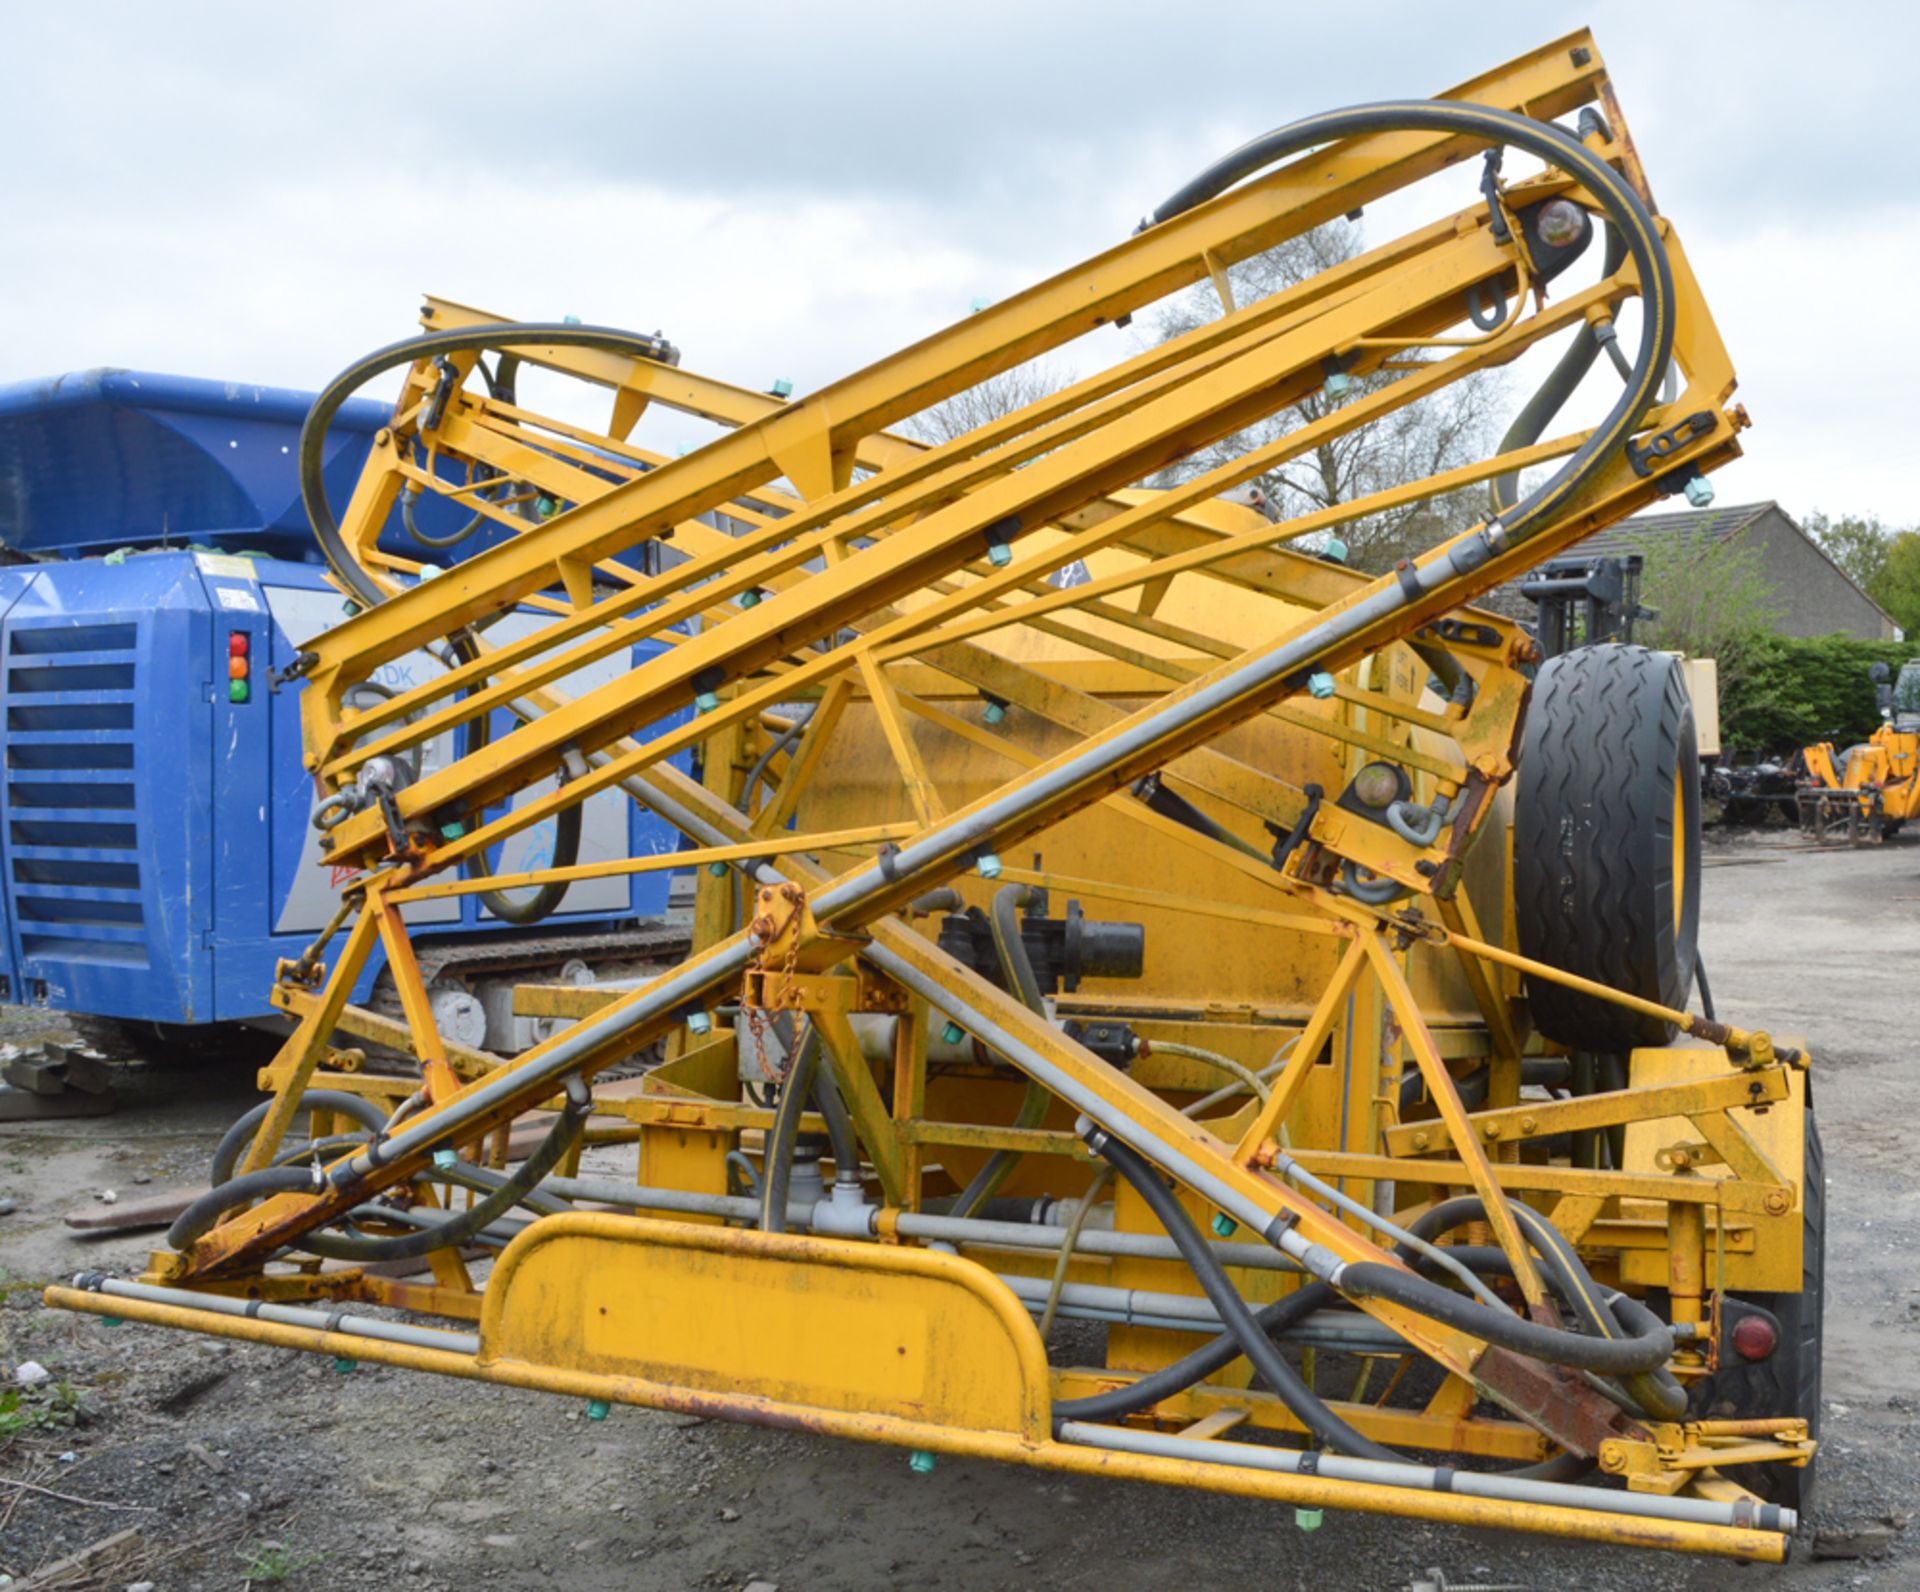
[
  {"xmin": 209, "ymin": 1090, "xmax": 390, "ymax": 1188},
  {"xmin": 738, "ymin": 706, "xmax": 815, "ymax": 817},
  {"xmin": 443, "ymin": 632, "xmax": 584, "ymax": 925},
  {"xmin": 1337, "ymin": 1255, "xmax": 1671, "ymax": 1376},
  {"xmin": 1089, "ymin": 1125, "xmax": 1403, "ymax": 1461},
  {"xmin": 1398, "ymin": 1056, "xmax": 1572, "ymax": 1113},
  {"xmin": 170, "ymin": 1166, "xmax": 321, "ymax": 1251},
  {"xmin": 1404, "ymin": 1195, "xmax": 1684, "ymax": 1419},
  {"xmin": 298, "ymin": 327, "xmax": 674, "ymax": 921},
  {"xmin": 1489, "ymin": 223, "xmax": 1631, "ymax": 518},
  {"xmin": 1146, "ymin": 1041, "xmax": 1271, "ymax": 1104},
  {"xmin": 1036, "ymin": 1165, "xmax": 1113, "ymax": 1341},
  {"xmin": 759, "ymin": 1028, "xmax": 822, "ymax": 1234},
  {"xmin": 402, "ymin": 352, "xmax": 520, "ymax": 550},
  {"xmin": 299, "ymin": 322, "xmax": 678, "ymax": 613},
  {"xmin": 1053, "ymin": 1276, "xmax": 1336, "ymax": 1427},
  {"xmin": 810, "ymin": 1062, "xmax": 863, "ymax": 1188},
  {"xmin": 1050, "ymin": 1236, "xmax": 1596, "ymax": 1470},
  {"xmin": 1148, "ymin": 100, "xmax": 1677, "ymax": 556},
  {"xmin": 297, "ymin": 1078, "xmax": 592, "ymax": 1263},
  {"xmin": 949, "ymin": 884, "xmax": 1053, "ymax": 1218},
  {"xmin": 435, "ymin": 1157, "xmax": 575, "ymax": 1218}
]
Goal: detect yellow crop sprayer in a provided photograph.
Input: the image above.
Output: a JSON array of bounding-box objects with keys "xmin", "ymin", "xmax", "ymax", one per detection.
[{"xmin": 50, "ymin": 30, "xmax": 1823, "ymax": 1562}]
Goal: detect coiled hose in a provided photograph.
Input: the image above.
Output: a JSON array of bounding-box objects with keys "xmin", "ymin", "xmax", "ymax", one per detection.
[
  {"xmin": 171, "ymin": 1080, "xmax": 592, "ymax": 1256},
  {"xmin": 438, "ymin": 630, "xmax": 584, "ymax": 925},
  {"xmin": 299, "ymin": 325, "xmax": 675, "ymax": 923},
  {"xmin": 1148, "ymin": 98, "xmax": 1677, "ymax": 558},
  {"xmin": 207, "ymin": 1090, "xmax": 389, "ymax": 1187},
  {"xmin": 295, "ymin": 1079, "xmax": 592, "ymax": 1263}
]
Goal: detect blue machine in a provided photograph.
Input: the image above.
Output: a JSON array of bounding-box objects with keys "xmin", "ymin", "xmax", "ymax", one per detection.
[{"xmin": 0, "ymin": 370, "xmax": 686, "ymax": 1045}]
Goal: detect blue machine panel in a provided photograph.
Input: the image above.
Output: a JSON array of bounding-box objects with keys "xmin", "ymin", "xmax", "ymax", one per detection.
[
  {"xmin": 0, "ymin": 550, "xmax": 687, "ymax": 1023},
  {"xmin": 0, "ymin": 366, "xmax": 693, "ymax": 1030}
]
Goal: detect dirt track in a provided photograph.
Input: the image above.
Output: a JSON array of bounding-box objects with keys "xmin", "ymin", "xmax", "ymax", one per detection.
[{"xmin": 2, "ymin": 830, "xmax": 1917, "ymax": 1590}]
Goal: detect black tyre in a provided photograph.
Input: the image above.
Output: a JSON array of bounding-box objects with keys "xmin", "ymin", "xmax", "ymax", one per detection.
[
  {"xmin": 1743, "ymin": 1108, "xmax": 1825, "ymax": 1515},
  {"xmin": 1513, "ymin": 645, "xmax": 1701, "ymax": 1051}
]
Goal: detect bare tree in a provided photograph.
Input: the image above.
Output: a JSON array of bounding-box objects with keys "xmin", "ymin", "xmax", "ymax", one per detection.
[
  {"xmin": 902, "ymin": 360, "xmax": 1075, "ymax": 446},
  {"xmin": 1153, "ymin": 219, "xmax": 1506, "ymax": 572}
]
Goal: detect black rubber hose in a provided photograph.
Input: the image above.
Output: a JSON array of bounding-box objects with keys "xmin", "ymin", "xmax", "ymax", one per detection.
[
  {"xmin": 443, "ymin": 630, "xmax": 582, "ymax": 925},
  {"xmin": 1338, "ymin": 1257, "xmax": 1671, "ymax": 1376},
  {"xmin": 1489, "ymin": 223, "xmax": 1631, "ymax": 518},
  {"xmin": 1398, "ymin": 1056, "xmax": 1572, "ymax": 1112},
  {"xmin": 990, "ymin": 882, "xmax": 1047, "ymax": 1010},
  {"xmin": 1384, "ymin": 1197, "xmax": 1677, "ymax": 1415},
  {"xmin": 1148, "ymin": 100, "xmax": 1677, "ymax": 554},
  {"xmin": 298, "ymin": 1080, "xmax": 591, "ymax": 1263},
  {"xmin": 949, "ymin": 884, "xmax": 1052, "ymax": 1219},
  {"xmin": 401, "ymin": 464, "xmax": 504, "ymax": 550},
  {"xmin": 299, "ymin": 328, "xmax": 669, "ymax": 923},
  {"xmin": 169, "ymin": 1167, "xmax": 321, "ymax": 1251},
  {"xmin": 1599, "ymin": 1052, "xmax": 1629, "ymax": 1170},
  {"xmin": 401, "ymin": 352, "xmax": 519, "ymax": 550},
  {"xmin": 1090, "ymin": 1126, "xmax": 1403, "ymax": 1461},
  {"xmin": 810, "ymin": 1062, "xmax": 863, "ymax": 1186},
  {"xmin": 209, "ymin": 1090, "xmax": 390, "ymax": 1188},
  {"xmin": 1053, "ymin": 1219, "xmax": 1591, "ymax": 1478},
  {"xmin": 299, "ymin": 322, "xmax": 677, "ymax": 612},
  {"xmin": 1609, "ymin": 1296, "xmax": 1690, "ymax": 1419},
  {"xmin": 759, "ymin": 1028, "xmax": 822, "ymax": 1234},
  {"xmin": 1053, "ymin": 1279, "xmax": 1333, "ymax": 1427},
  {"xmin": 1131, "ymin": 776, "xmax": 1273, "ymax": 864},
  {"xmin": 1695, "ymin": 953, "xmax": 1717, "ymax": 1023},
  {"xmin": 1570, "ymin": 1052, "xmax": 1600, "ymax": 1170},
  {"xmin": 737, "ymin": 707, "xmax": 814, "ymax": 817}
]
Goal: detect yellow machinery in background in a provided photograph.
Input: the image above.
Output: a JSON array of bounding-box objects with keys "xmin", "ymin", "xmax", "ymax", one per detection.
[
  {"xmin": 1798, "ymin": 658, "xmax": 1920, "ymax": 842},
  {"xmin": 51, "ymin": 30, "xmax": 1825, "ymax": 1562}
]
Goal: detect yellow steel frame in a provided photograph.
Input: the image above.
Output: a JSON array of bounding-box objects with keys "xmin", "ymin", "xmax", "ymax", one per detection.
[{"xmin": 50, "ymin": 30, "xmax": 1817, "ymax": 1560}]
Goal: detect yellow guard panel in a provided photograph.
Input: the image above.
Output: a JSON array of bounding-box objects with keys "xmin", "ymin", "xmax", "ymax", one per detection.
[{"xmin": 479, "ymin": 1213, "xmax": 1052, "ymax": 1440}]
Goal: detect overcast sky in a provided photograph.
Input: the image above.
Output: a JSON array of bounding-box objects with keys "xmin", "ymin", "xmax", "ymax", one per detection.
[{"xmin": 5, "ymin": 1, "xmax": 1913, "ymax": 526}]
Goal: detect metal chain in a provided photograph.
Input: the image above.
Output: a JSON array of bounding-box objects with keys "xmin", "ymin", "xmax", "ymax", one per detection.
[{"xmin": 741, "ymin": 882, "xmax": 810, "ymax": 1083}]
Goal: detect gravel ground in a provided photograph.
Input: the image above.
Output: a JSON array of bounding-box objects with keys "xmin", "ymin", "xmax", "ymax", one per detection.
[{"xmin": 2, "ymin": 829, "xmax": 1916, "ymax": 1590}]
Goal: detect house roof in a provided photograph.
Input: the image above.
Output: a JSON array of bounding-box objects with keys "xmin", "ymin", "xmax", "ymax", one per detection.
[
  {"xmin": 1562, "ymin": 500, "xmax": 1775, "ymax": 561},
  {"xmin": 1543, "ymin": 499, "xmax": 1897, "ymax": 630}
]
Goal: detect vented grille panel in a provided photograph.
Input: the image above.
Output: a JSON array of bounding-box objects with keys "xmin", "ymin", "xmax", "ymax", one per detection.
[{"xmin": 3, "ymin": 622, "xmax": 147, "ymax": 967}]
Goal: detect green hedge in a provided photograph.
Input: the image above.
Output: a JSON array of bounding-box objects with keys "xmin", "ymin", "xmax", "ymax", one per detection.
[{"xmin": 1717, "ymin": 634, "xmax": 1915, "ymax": 754}]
